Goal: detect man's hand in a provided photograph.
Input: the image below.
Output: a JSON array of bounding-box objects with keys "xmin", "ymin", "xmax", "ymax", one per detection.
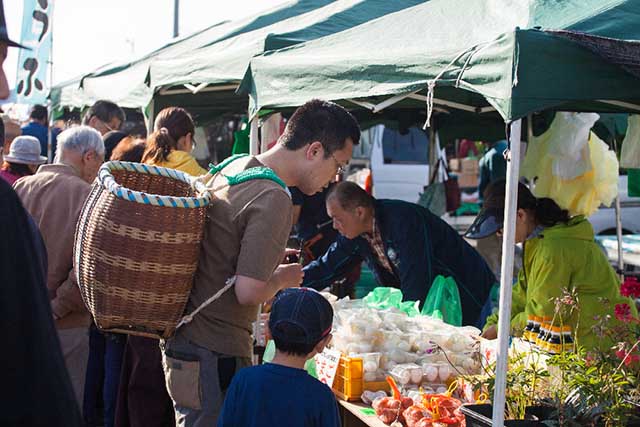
[
  {"xmin": 272, "ymin": 263, "xmax": 304, "ymax": 289},
  {"xmin": 481, "ymin": 325, "xmax": 497, "ymax": 340},
  {"xmin": 234, "ymin": 264, "xmax": 303, "ymax": 306},
  {"xmin": 283, "ymin": 247, "xmax": 301, "ymax": 264}
]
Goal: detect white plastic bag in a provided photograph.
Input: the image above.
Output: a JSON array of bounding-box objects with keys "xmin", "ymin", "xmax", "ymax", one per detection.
[
  {"xmin": 546, "ymin": 112, "xmax": 600, "ymax": 179},
  {"xmin": 621, "ymin": 115, "xmax": 640, "ymax": 168}
]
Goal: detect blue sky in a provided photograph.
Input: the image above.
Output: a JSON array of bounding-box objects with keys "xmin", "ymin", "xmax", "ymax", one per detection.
[{"xmin": 5, "ymin": 0, "xmax": 286, "ymax": 88}]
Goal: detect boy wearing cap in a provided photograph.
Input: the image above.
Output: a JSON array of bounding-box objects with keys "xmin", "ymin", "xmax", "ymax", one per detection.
[{"xmin": 218, "ymin": 288, "xmax": 340, "ymax": 427}]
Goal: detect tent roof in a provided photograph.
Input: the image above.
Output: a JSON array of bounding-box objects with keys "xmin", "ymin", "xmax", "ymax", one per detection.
[
  {"xmin": 148, "ymin": 0, "xmax": 425, "ymax": 92},
  {"xmin": 49, "ymin": 0, "xmax": 334, "ymax": 109},
  {"xmin": 241, "ymin": 0, "xmax": 640, "ymax": 121}
]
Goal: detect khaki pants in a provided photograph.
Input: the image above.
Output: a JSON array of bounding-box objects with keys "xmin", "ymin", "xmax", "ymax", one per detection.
[{"xmin": 58, "ymin": 327, "xmax": 90, "ymax": 412}]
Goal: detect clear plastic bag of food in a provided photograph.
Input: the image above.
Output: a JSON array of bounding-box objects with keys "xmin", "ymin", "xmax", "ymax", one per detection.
[{"xmin": 390, "ymin": 363, "xmax": 423, "ymax": 385}]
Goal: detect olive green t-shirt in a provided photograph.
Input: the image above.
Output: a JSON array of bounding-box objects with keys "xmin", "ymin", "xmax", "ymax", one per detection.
[{"xmin": 178, "ymin": 156, "xmax": 292, "ymax": 357}]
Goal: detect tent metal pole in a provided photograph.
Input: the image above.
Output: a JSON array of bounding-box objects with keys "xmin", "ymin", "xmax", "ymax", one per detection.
[
  {"xmin": 173, "ymin": 0, "xmax": 180, "ymax": 38},
  {"xmin": 428, "ymin": 126, "xmax": 436, "ymax": 184},
  {"xmin": 616, "ymin": 194, "xmax": 624, "ymax": 273},
  {"xmin": 159, "ymin": 84, "xmax": 239, "ymax": 96},
  {"xmin": 372, "ymin": 91, "xmax": 419, "ymax": 113},
  {"xmin": 608, "ymin": 136, "xmax": 625, "ymax": 275},
  {"xmin": 597, "ymin": 100, "xmax": 640, "ymax": 113},
  {"xmin": 249, "ymin": 117, "xmax": 259, "ymax": 155},
  {"xmin": 345, "ymin": 99, "xmax": 376, "ymax": 110},
  {"xmin": 407, "ymin": 93, "xmax": 496, "ymax": 113},
  {"xmin": 613, "ymin": 138, "xmax": 625, "ymax": 274},
  {"xmin": 492, "ymin": 119, "xmax": 522, "ymax": 427}
]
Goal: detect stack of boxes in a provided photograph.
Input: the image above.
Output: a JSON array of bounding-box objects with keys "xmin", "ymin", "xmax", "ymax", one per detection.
[{"xmin": 449, "ymin": 158, "xmax": 479, "ymax": 188}]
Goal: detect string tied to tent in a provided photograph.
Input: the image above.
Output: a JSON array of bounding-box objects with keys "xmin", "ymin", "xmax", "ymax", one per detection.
[{"xmin": 423, "ymin": 38, "xmax": 501, "ymax": 129}]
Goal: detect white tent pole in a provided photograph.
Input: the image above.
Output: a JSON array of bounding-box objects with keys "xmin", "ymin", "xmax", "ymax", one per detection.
[
  {"xmin": 615, "ymin": 195, "xmax": 624, "ymax": 273},
  {"xmin": 492, "ymin": 118, "xmax": 522, "ymax": 427},
  {"xmin": 249, "ymin": 116, "xmax": 259, "ymax": 155}
]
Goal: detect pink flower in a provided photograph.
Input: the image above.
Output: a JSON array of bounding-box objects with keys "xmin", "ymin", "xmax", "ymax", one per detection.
[
  {"xmin": 615, "ymin": 303, "xmax": 633, "ymax": 322},
  {"xmin": 616, "ymin": 348, "xmax": 640, "ymax": 366},
  {"xmin": 625, "ymin": 354, "xmax": 640, "ymax": 366},
  {"xmin": 621, "ymin": 277, "xmax": 640, "ymax": 299}
]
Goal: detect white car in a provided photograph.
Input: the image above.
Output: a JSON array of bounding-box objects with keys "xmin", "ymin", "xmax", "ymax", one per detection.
[{"xmin": 589, "ymin": 175, "xmax": 640, "ymax": 235}]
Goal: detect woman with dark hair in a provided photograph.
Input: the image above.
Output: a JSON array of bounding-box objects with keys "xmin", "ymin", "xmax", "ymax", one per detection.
[
  {"xmin": 465, "ymin": 180, "xmax": 636, "ymax": 350},
  {"xmin": 110, "ymin": 137, "xmax": 146, "ymax": 162},
  {"xmin": 103, "ymin": 131, "xmax": 128, "ymax": 161},
  {"xmin": 116, "ymin": 111, "xmax": 204, "ymax": 427},
  {"xmin": 141, "ymin": 107, "xmax": 206, "ymax": 176}
]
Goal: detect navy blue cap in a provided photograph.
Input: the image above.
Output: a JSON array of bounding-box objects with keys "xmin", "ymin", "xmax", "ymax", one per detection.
[
  {"xmin": 269, "ymin": 288, "xmax": 333, "ymax": 346},
  {"xmin": 464, "ymin": 206, "xmax": 504, "ymax": 239}
]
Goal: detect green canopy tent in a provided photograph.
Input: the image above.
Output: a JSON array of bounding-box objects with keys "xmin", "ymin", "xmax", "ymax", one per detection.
[
  {"xmin": 148, "ymin": 0, "xmax": 426, "ymax": 124},
  {"xmin": 240, "ymin": 1, "xmax": 640, "ymax": 424},
  {"xmin": 48, "ymin": 0, "xmax": 335, "ymax": 111},
  {"xmin": 241, "ymin": 0, "xmax": 640, "ymax": 122}
]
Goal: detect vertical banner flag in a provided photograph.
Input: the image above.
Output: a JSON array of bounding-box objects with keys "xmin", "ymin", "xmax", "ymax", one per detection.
[{"xmin": 16, "ymin": 0, "xmax": 55, "ymax": 104}]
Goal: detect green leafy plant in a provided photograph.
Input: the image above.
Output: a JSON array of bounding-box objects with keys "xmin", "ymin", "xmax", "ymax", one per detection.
[
  {"xmin": 462, "ymin": 347, "xmax": 551, "ymax": 420},
  {"xmin": 544, "ymin": 278, "xmax": 640, "ymax": 427}
]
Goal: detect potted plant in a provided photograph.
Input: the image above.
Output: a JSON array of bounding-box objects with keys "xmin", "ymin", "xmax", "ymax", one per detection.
[{"xmin": 460, "ymin": 348, "xmax": 554, "ymax": 426}]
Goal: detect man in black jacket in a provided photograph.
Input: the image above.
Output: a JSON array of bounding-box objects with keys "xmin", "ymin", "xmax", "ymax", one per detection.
[{"xmin": 303, "ymin": 181, "xmax": 497, "ymax": 326}]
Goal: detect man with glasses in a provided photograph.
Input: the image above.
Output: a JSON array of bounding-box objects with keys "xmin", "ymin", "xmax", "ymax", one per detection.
[
  {"xmin": 302, "ymin": 181, "xmax": 497, "ymax": 327},
  {"xmin": 161, "ymin": 99, "xmax": 360, "ymax": 426},
  {"xmin": 82, "ymin": 100, "xmax": 125, "ymax": 135}
]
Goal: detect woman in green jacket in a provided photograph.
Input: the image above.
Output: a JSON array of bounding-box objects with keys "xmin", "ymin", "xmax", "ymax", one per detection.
[{"xmin": 465, "ymin": 180, "xmax": 636, "ymax": 350}]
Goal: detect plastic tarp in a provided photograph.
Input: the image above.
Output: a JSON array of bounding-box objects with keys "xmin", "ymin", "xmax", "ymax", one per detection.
[
  {"xmin": 241, "ymin": 0, "xmax": 640, "ymax": 122},
  {"xmin": 49, "ymin": 0, "xmax": 335, "ymax": 109}
]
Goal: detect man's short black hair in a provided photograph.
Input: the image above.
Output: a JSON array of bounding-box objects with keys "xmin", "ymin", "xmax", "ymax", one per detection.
[
  {"xmin": 29, "ymin": 105, "xmax": 48, "ymax": 122},
  {"xmin": 82, "ymin": 100, "xmax": 125, "ymax": 127},
  {"xmin": 280, "ymin": 99, "xmax": 360, "ymax": 157},
  {"xmin": 327, "ymin": 181, "xmax": 375, "ymax": 211},
  {"xmin": 272, "ymin": 322, "xmax": 320, "ymax": 357}
]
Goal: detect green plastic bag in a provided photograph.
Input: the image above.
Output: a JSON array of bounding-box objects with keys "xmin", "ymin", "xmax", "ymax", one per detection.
[
  {"xmin": 262, "ymin": 340, "xmax": 317, "ymax": 377},
  {"xmin": 363, "ymin": 287, "xmax": 403, "ymax": 310},
  {"xmin": 421, "ymin": 275, "xmax": 462, "ymax": 326},
  {"xmin": 363, "ymin": 287, "xmax": 420, "ymax": 317}
]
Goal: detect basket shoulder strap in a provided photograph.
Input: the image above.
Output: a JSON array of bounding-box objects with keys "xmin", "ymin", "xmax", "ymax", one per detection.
[
  {"xmin": 209, "ymin": 154, "xmax": 288, "ymax": 192},
  {"xmin": 175, "ymin": 276, "xmax": 236, "ymax": 331},
  {"xmin": 208, "ymin": 154, "xmax": 249, "ymax": 174},
  {"xmin": 225, "ymin": 166, "xmax": 286, "ymax": 189}
]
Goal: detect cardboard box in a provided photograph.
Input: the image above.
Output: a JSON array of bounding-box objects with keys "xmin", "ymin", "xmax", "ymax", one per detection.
[
  {"xmin": 461, "ymin": 158, "xmax": 479, "ymax": 174},
  {"xmin": 449, "ymin": 158, "xmax": 461, "ymax": 172},
  {"xmin": 457, "ymin": 172, "xmax": 478, "ymax": 188}
]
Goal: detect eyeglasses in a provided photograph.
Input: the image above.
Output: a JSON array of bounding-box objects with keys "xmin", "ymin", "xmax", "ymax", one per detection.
[
  {"xmin": 330, "ymin": 152, "xmax": 347, "ymax": 175},
  {"xmin": 98, "ymin": 118, "xmax": 117, "ymax": 132}
]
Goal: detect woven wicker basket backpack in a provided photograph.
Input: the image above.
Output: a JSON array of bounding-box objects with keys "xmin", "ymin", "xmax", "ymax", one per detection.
[{"xmin": 75, "ymin": 155, "xmax": 286, "ymax": 339}]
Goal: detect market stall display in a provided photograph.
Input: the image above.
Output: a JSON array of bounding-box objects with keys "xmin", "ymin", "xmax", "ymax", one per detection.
[{"xmin": 329, "ymin": 292, "xmax": 483, "ymax": 395}]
